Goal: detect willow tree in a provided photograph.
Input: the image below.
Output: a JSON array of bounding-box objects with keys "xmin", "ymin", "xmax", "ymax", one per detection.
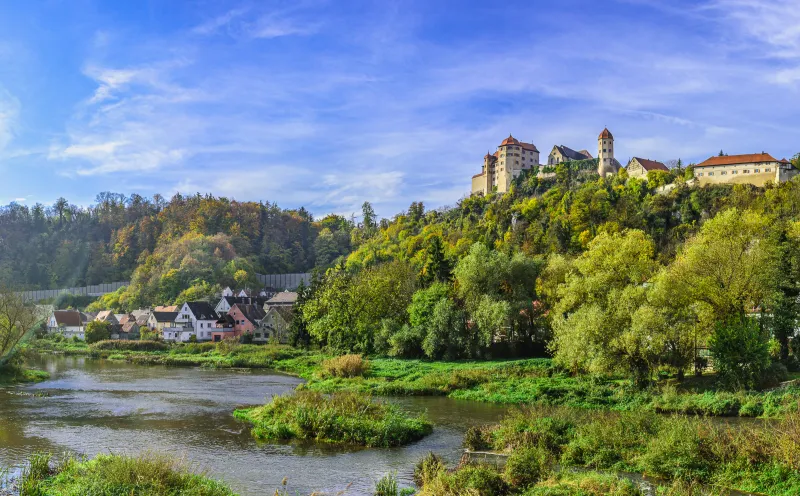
[{"xmin": 0, "ymin": 288, "xmax": 40, "ymax": 366}]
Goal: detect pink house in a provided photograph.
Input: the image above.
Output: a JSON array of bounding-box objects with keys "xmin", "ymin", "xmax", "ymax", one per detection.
[{"xmin": 229, "ymin": 303, "xmax": 266, "ymax": 335}]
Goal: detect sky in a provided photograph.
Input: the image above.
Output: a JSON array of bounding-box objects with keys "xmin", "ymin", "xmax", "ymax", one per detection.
[{"xmin": 0, "ymin": 0, "xmax": 798, "ymax": 218}]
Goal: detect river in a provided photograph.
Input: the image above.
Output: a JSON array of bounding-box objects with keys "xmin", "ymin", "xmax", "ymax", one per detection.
[{"xmin": 0, "ymin": 356, "xmax": 508, "ymax": 495}]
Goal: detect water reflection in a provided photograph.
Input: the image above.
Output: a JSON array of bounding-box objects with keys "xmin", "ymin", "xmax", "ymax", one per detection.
[{"xmin": 0, "ymin": 356, "xmax": 507, "ymax": 495}]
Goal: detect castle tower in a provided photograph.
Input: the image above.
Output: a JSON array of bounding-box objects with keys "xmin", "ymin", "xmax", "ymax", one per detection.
[{"xmin": 597, "ymin": 127, "xmax": 616, "ymax": 177}]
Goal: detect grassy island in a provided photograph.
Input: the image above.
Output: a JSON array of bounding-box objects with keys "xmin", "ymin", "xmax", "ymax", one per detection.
[
  {"xmin": 234, "ymin": 391, "xmax": 433, "ymax": 448},
  {"xmin": 16, "ymin": 452, "xmax": 236, "ymax": 496}
]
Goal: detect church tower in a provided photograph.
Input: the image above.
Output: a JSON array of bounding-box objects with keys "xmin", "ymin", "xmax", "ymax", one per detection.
[{"xmin": 597, "ymin": 127, "xmax": 616, "ymax": 177}]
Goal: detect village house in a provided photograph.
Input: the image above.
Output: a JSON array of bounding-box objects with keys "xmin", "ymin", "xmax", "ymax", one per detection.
[
  {"xmin": 257, "ymin": 306, "xmax": 293, "ymax": 344},
  {"xmin": 263, "ymin": 291, "xmax": 298, "ymax": 312},
  {"xmin": 177, "ymin": 301, "xmax": 219, "ymax": 342},
  {"xmin": 147, "ymin": 311, "xmax": 185, "ymax": 341},
  {"xmin": 694, "ymin": 153, "xmax": 798, "ymax": 186},
  {"xmin": 215, "ymin": 295, "xmax": 268, "ymax": 316},
  {"xmin": 229, "ymin": 303, "xmax": 265, "ymax": 336},
  {"xmin": 211, "ymin": 314, "xmax": 236, "ymax": 342},
  {"xmin": 626, "ymin": 157, "xmax": 669, "ymax": 179},
  {"xmin": 47, "ymin": 310, "xmax": 90, "ymax": 340}
]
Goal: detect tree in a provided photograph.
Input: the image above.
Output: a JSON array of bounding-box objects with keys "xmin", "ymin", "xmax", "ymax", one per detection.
[
  {"xmin": 422, "ymin": 297, "xmax": 468, "ymax": 360},
  {"xmin": 85, "ymin": 320, "xmax": 112, "ymax": 344},
  {"xmin": 0, "ymin": 289, "xmax": 40, "ymax": 366},
  {"xmin": 421, "ymin": 235, "xmax": 451, "ymax": 284},
  {"xmin": 549, "ymin": 230, "xmax": 661, "ymax": 386},
  {"xmin": 362, "ymin": 201, "xmax": 377, "ymax": 235},
  {"xmin": 140, "ymin": 326, "xmax": 157, "ymax": 341},
  {"xmin": 709, "ymin": 316, "xmax": 771, "ymax": 390},
  {"xmin": 662, "ymin": 209, "xmax": 780, "ymax": 323}
]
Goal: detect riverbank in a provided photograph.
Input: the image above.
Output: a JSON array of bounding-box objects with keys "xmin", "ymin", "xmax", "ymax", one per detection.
[
  {"xmin": 423, "ymin": 406, "xmax": 800, "ymax": 496},
  {"xmin": 11, "ymin": 452, "xmax": 236, "ymax": 496},
  {"xmin": 0, "ymin": 364, "xmax": 49, "ymax": 386},
  {"xmin": 25, "ymin": 338, "xmax": 800, "ymax": 418}
]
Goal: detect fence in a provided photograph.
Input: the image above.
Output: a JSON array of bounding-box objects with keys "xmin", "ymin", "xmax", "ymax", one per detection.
[
  {"xmin": 256, "ymin": 273, "xmax": 311, "ymax": 290},
  {"xmin": 19, "ymin": 273, "xmax": 312, "ymax": 302},
  {"xmin": 19, "ymin": 281, "xmax": 130, "ymax": 302}
]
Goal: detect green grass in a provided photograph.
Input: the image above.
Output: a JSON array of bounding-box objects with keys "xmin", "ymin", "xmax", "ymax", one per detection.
[
  {"xmin": 233, "ymin": 390, "xmax": 433, "ymax": 447},
  {"xmin": 18, "ymin": 452, "xmax": 236, "ymax": 496}
]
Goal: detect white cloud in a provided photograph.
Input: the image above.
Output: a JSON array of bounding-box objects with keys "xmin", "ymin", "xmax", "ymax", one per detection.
[{"xmin": 708, "ymin": 0, "xmax": 800, "ymax": 58}]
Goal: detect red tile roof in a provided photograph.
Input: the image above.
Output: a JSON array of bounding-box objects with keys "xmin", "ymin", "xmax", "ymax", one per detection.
[
  {"xmin": 598, "ymin": 128, "xmax": 613, "ymax": 140},
  {"xmin": 53, "ymin": 310, "xmax": 82, "ymax": 327},
  {"xmin": 499, "ymin": 135, "xmax": 538, "ymax": 152},
  {"xmin": 631, "ymin": 157, "xmax": 669, "ymax": 172},
  {"xmin": 696, "ymin": 153, "xmax": 778, "ymax": 167},
  {"xmin": 472, "ymin": 172, "xmax": 485, "ymax": 178}
]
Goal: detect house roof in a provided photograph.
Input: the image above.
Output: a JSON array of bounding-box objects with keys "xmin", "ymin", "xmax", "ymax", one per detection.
[
  {"xmin": 232, "ymin": 303, "xmax": 266, "ymax": 325},
  {"xmin": 52, "ymin": 310, "xmax": 82, "ymax": 327},
  {"xmin": 154, "ymin": 305, "xmax": 178, "ymax": 312},
  {"xmin": 222, "ymin": 296, "xmax": 269, "ymax": 308},
  {"xmin": 472, "ymin": 172, "xmax": 485, "ymax": 178},
  {"xmin": 95, "ymin": 310, "xmax": 118, "ymax": 323},
  {"xmin": 266, "ymin": 291, "xmax": 298, "ymax": 305},
  {"xmin": 151, "ymin": 311, "xmax": 179, "ymax": 323},
  {"xmin": 553, "ymin": 145, "xmax": 593, "ymax": 161},
  {"xmin": 121, "ymin": 321, "xmax": 139, "ymax": 333},
  {"xmin": 630, "ymin": 157, "xmax": 669, "ymax": 172},
  {"xmin": 499, "ymin": 135, "xmax": 539, "ymax": 152},
  {"xmin": 131, "ymin": 309, "xmax": 150, "ymax": 319},
  {"xmin": 80, "ymin": 312, "xmax": 95, "ymax": 323},
  {"xmin": 184, "ymin": 301, "xmax": 218, "ymax": 320},
  {"xmin": 273, "ymin": 306, "xmax": 294, "ymax": 323},
  {"xmin": 696, "ymin": 153, "xmax": 779, "ymax": 168},
  {"xmin": 599, "ymin": 128, "xmax": 613, "ymax": 140},
  {"xmin": 117, "ymin": 314, "xmax": 135, "ymax": 325},
  {"xmin": 216, "ymin": 314, "xmax": 235, "ymax": 326}
]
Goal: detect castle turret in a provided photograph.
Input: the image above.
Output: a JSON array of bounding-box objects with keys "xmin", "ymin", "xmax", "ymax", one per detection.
[{"xmin": 597, "ymin": 127, "xmax": 617, "ymax": 177}]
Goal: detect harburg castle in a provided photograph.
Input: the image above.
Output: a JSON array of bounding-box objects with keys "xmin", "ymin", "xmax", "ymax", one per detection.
[{"xmin": 471, "ymin": 128, "xmax": 798, "ymax": 196}]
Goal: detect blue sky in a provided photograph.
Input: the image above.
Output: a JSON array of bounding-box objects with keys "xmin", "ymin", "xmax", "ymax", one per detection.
[{"xmin": 0, "ymin": 0, "xmax": 798, "ymax": 218}]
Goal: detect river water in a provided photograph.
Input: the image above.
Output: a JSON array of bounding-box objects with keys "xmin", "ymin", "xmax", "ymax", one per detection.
[{"xmin": 0, "ymin": 356, "xmax": 507, "ymax": 495}]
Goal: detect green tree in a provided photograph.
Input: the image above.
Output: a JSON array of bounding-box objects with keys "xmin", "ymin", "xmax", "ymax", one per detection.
[
  {"xmin": 85, "ymin": 320, "xmax": 112, "ymax": 344},
  {"xmin": 549, "ymin": 230, "xmax": 661, "ymax": 386},
  {"xmin": 709, "ymin": 316, "xmax": 771, "ymax": 390},
  {"xmin": 0, "ymin": 289, "xmax": 40, "ymax": 366},
  {"xmin": 422, "ymin": 297, "xmax": 468, "ymax": 360},
  {"xmin": 420, "ymin": 235, "xmax": 451, "ymax": 284}
]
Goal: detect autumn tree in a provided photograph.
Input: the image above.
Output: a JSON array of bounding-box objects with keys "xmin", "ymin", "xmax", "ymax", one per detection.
[{"xmin": 0, "ymin": 288, "xmax": 40, "ymax": 366}]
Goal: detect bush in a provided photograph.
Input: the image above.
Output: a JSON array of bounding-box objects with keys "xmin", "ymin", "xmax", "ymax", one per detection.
[
  {"xmin": 639, "ymin": 417, "xmax": 715, "ymax": 481},
  {"xmin": 374, "ymin": 472, "xmax": 399, "ymax": 496},
  {"xmin": 413, "ymin": 452, "xmax": 446, "ymax": 486},
  {"xmin": 322, "ymin": 354, "xmax": 370, "ymax": 378},
  {"xmin": 419, "ymin": 465, "xmax": 509, "ymax": 496},
  {"xmin": 85, "ymin": 321, "xmax": 112, "ymax": 344},
  {"xmin": 504, "ymin": 445, "xmax": 550, "ymax": 488},
  {"xmin": 90, "ymin": 340, "xmax": 168, "ymax": 352},
  {"xmin": 464, "ymin": 426, "xmax": 491, "ymax": 451}
]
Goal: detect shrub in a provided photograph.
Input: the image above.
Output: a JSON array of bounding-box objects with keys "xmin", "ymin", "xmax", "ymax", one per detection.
[
  {"xmin": 419, "ymin": 465, "xmax": 509, "ymax": 496},
  {"xmin": 639, "ymin": 417, "xmax": 715, "ymax": 481},
  {"xmin": 504, "ymin": 445, "xmax": 550, "ymax": 488},
  {"xmin": 90, "ymin": 340, "xmax": 168, "ymax": 352},
  {"xmin": 464, "ymin": 426, "xmax": 492, "ymax": 451},
  {"xmin": 523, "ymin": 471, "xmax": 644, "ymax": 495},
  {"xmin": 374, "ymin": 472, "xmax": 399, "ymax": 496},
  {"xmin": 322, "ymin": 354, "xmax": 370, "ymax": 378},
  {"xmin": 413, "ymin": 452, "xmax": 446, "ymax": 486}
]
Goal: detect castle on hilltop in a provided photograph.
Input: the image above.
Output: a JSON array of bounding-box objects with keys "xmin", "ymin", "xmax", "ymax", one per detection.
[{"xmin": 471, "ymin": 128, "xmax": 621, "ymax": 196}]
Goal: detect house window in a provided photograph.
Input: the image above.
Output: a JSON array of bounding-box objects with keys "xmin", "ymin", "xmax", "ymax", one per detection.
[
  {"xmin": 200, "ymin": 323, "xmax": 203, "ymax": 328},
  {"xmin": 754, "ymin": 169, "xmax": 760, "ymax": 173},
  {"xmin": 720, "ymin": 171, "xmax": 727, "ymax": 175},
  {"xmin": 697, "ymin": 172, "xmax": 704, "ymax": 176},
  {"xmin": 765, "ymin": 168, "xmax": 771, "ymax": 172},
  {"xmin": 743, "ymin": 170, "xmax": 749, "ymax": 173},
  {"xmin": 732, "ymin": 170, "xmax": 738, "ymax": 174},
  {"xmin": 708, "ymin": 172, "xmax": 714, "ymax": 176}
]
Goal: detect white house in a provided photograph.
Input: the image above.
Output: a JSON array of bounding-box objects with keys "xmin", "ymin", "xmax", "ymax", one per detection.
[
  {"xmin": 48, "ymin": 310, "xmax": 88, "ymax": 340},
  {"xmin": 215, "ymin": 295, "xmax": 269, "ymax": 317},
  {"xmin": 177, "ymin": 301, "xmax": 219, "ymax": 342}
]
